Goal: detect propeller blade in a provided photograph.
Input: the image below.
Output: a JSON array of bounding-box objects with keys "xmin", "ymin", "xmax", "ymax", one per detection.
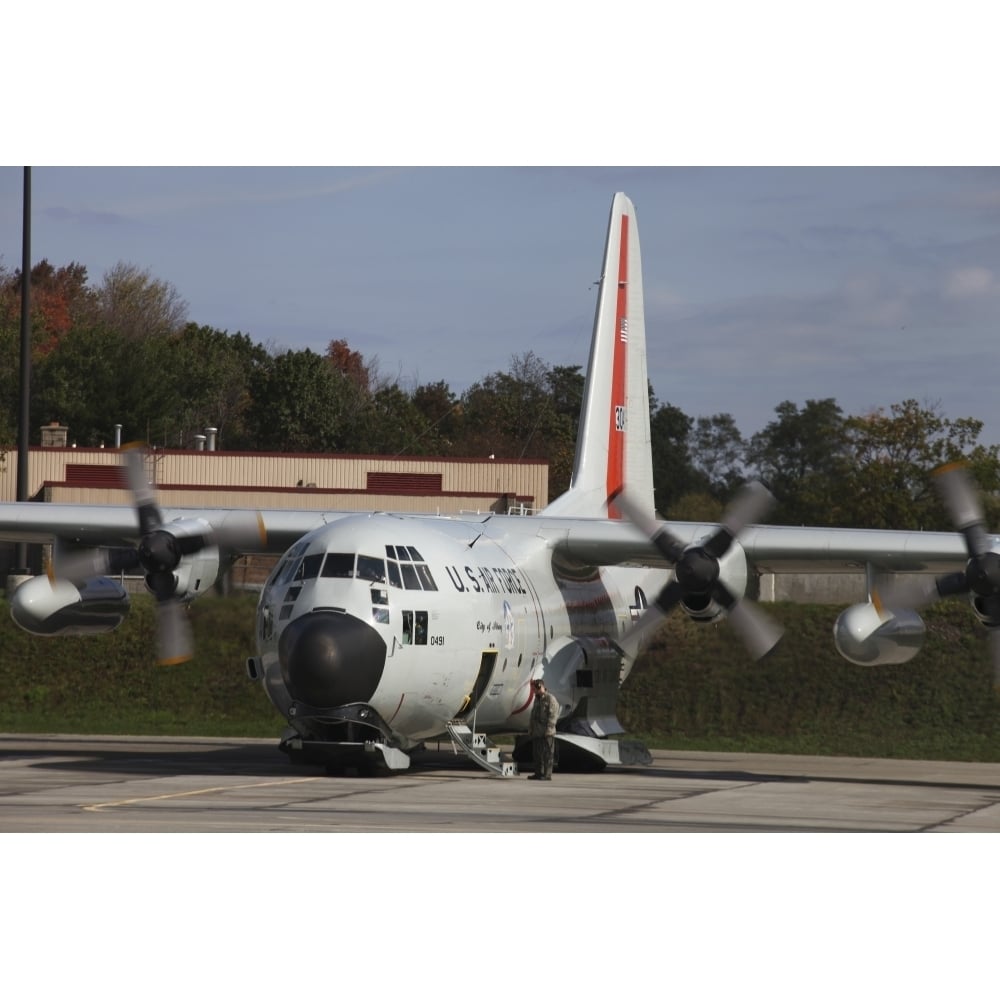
[
  {"xmin": 122, "ymin": 442, "xmax": 162, "ymax": 536},
  {"xmin": 653, "ymin": 578, "xmax": 686, "ymax": 616},
  {"xmin": 721, "ymin": 480, "xmax": 776, "ymax": 538},
  {"xmin": 47, "ymin": 442, "xmax": 248, "ymax": 668},
  {"xmin": 704, "ymin": 482, "xmax": 775, "ymax": 559},
  {"xmin": 48, "ymin": 546, "xmax": 141, "ymax": 586},
  {"xmin": 49, "ymin": 548, "xmax": 111, "ymax": 584},
  {"xmin": 934, "ymin": 462, "xmax": 990, "ymax": 558},
  {"xmin": 156, "ymin": 599, "xmax": 194, "ymax": 666},
  {"xmin": 876, "ymin": 573, "xmax": 968, "ymax": 611},
  {"xmin": 616, "ymin": 580, "xmax": 687, "ymax": 651},
  {"xmin": 213, "ymin": 509, "xmax": 268, "ymax": 551},
  {"xmin": 614, "ymin": 481, "xmax": 782, "ymax": 659},
  {"xmin": 610, "ymin": 490, "xmax": 685, "ymax": 563},
  {"xmin": 722, "ymin": 596, "xmax": 784, "ymax": 660},
  {"xmin": 712, "ymin": 581, "xmax": 784, "ymax": 660},
  {"xmin": 617, "ymin": 601, "xmax": 670, "ymax": 652}
]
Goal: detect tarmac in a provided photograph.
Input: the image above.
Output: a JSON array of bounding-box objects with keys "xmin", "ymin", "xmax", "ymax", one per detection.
[{"xmin": 4, "ymin": 732, "xmax": 1000, "ymax": 832}]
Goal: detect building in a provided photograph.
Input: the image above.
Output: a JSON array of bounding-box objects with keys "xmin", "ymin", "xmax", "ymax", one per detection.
[{"xmin": 0, "ymin": 425, "xmax": 549, "ymax": 580}]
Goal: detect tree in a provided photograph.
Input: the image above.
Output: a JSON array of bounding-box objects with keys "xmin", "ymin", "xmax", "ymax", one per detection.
[
  {"xmin": 745, "ymin": 398, "xmax": 850, "ymax": 525},
  {"xmin": 649, "ymin": 401, "xmax": 710, "ymax": 516},
  {"xmin": 0, "ymin": 316, "xmax": 18, "ymax": 449},
  {"xmin": 0, "ymin": 260, "xmax": 95, "ymax": 356},
  {"xmin": 165, "ymin": 325, "xmax": 270, "ymax": 449},
  {"xmin": 244, "ymin": 348, "xmax": 359, "ymax": 453},
  {"xmin": 691, "ymin": 413, "xmax": 746, "ymax": 500},
  {"xmin": 31, "ymin": 322, "xmax": 198, "ymax": 447},
  {"xmin": 351, "ymin": 383, "xmax": 438, "ymax": 456},
  {"xmin": 326, "ymin": 338, "xmax": 370, "ymax": 393},
  {"xmin": 413, "ymin": 380, "xmax": 462, "ymax": 452},
  {"xmin": 458, "ymin": 352, "xmax": 577, "ymax": 499},
  {"xmin": 547, "ymin": 364, "xmax": 585, "ymax": 424},
  {"xmin": 94, "ymin": 262, "xmax": 188, "ymax": 340},
  {"xmin": 840, "ymin": 400, "xmax": 1000, "ymax": 530}
]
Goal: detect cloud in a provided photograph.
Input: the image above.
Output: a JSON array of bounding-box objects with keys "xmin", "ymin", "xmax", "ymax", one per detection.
[
  {"xmin": 41, "ymin": 205, "xmax": 132, "ymax": 227},
  {"xmin": 944, "ymin": 266, "xmax": 998, "ymax": 299}
]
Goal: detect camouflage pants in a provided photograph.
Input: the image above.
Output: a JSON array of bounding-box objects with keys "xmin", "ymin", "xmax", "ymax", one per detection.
[{"xmin": 533, "ymin": 735, "xmax": 554, "ymax": 778}]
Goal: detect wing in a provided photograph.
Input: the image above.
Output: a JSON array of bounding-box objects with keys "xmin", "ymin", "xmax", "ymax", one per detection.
[
  {"xmin": 544, "ymin": 518, "xmax": 971, "ymax": 574},
  {"xmin": 541, "ymin": 501, "xmax": 976, "ymax": 665},
  {"xmin": 0, "ymin": 502, "xmax": 338, "ymax": 554}
]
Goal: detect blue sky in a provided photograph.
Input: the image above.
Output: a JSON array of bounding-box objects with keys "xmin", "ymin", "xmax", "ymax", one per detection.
[{"xmin": 3, "ymin": 165, "xmax": 1000, "ymax": 448}]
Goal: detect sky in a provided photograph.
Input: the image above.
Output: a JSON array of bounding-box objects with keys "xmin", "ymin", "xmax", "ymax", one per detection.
[{"xmin": 3, "ymin": 165, "xmax": 1000, "ymax": 447}]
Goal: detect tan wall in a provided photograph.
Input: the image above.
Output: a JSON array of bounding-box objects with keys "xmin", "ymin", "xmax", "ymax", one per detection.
[{"xmin": 1, "ymin": 447, "xmax": 548, "ymax": 512}]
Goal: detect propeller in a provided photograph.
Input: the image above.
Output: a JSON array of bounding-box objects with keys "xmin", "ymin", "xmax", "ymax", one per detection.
[
  {"xmin": 612, "ymin": 482, "xmax": 783, "ymax": 660},
  {"xmin": 49, "ymin": 442, "xmax": 266, "ymax": 665},
  {"xmin": 879, "ymin": 462, "xmax": 1000, "ymax": 685}
]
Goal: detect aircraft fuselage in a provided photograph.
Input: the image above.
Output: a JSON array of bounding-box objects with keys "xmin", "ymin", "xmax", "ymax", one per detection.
[{"xmin": 253, "ymin": 511, "xmax": 665, "ymax": 752}]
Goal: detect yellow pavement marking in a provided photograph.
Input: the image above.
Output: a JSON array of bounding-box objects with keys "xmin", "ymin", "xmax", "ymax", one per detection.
[{"xmin": 83, "ymin": 776, "xmax": 320, "ymax": 812}]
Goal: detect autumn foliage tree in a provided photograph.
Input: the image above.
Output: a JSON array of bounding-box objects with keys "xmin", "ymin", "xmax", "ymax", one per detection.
[{"xmin": 326, "ymin": 338, "xmax": 370, "ymax": 393}]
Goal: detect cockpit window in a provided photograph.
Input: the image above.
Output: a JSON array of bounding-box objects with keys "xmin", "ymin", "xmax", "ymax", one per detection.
[
  {"xmin": 271, "ymin": 541, "xmax": 308, "ymax": 587},
  {"xmin": 321, "ymin": 553, "xmax": 355, "ymax": 578},
  {"xmin": 294, "ymin": 553, "xmax": 324, "ymax": 581},
  {"xmin": 357, "ymin": 555, "xmax": 386, "ymax": 583},
  {"xmin": 384, "ymin": 545, "xmax": 438, "ymax": 590}
]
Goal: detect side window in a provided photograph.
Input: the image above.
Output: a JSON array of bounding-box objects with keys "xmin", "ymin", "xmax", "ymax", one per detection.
[
  {"xmin": 401, "ymin": 610, "xmax": 427, "ymax": 644},
  {"xmin": 275, "ymin": 541, "xmax": 309, "ymax": 585},
  {"xmin": 371, "ymin": 587, "xmax": 389, "ymax": 625}
]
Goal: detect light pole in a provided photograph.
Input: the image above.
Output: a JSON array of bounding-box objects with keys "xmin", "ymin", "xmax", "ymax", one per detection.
[{"xmin": 15, "ymin": 166, "xmax": 31, "ymax": 573}]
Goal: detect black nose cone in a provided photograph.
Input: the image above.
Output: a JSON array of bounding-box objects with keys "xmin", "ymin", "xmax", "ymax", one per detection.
[{"xmin": 278, "ymin": 612, "xmax": 387, "ymax": 707}]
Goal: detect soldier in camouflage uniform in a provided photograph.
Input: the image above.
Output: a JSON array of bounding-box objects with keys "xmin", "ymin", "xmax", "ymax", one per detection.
[{"xmin": 528, "ymin": 678, "xmax": 559, "ymax": 780}]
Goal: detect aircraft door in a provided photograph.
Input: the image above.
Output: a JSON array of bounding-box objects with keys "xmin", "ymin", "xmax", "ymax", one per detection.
[
  {"xmin": 455, "ymin": 650, "xmax": 499, "ymax": 721},
  {"xmin": 521, "ymin": 571, "xmax": 546, "ymax": 652}
]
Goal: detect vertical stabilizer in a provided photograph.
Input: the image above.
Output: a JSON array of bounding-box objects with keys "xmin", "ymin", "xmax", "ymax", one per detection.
[{"xmin": 542, "ymin": 193, "xmax": 654, "ymax": 519}]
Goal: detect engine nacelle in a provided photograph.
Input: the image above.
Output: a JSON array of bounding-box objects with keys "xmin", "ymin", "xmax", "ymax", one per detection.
[
  {"xmin": 158, "ymin": 544, "xmax": 221, "ymax": 601},
  {"xmin": 970, "ymin": 595, "xmax": 1000, "ymax": 629},
  {"xmin": 10, "ymin": 575, "xmax": 131, "ymax": 636},
  {"xmin": 833, "ymin": 602, "xmax": 925, "ymax": 665},
  {"xmin": 679, "ymin": 539, "xmax": 749, "ymax": 625}
]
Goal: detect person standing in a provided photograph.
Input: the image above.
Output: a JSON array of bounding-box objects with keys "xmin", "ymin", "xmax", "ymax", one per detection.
[{"xmin": 528, "ymin": 678, "xmax": 559, "ymax": 780}]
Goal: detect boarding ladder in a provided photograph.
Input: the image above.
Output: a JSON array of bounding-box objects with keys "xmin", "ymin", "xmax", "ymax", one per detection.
[{"xmin": 445, "ymin": 722, "xmax": 518, "ymax": 778}]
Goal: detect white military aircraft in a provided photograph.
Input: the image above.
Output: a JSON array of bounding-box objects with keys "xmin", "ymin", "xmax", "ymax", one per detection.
[{"xmin": 2, "ymin": 193, "xmax": 997, "ymax": 775}]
